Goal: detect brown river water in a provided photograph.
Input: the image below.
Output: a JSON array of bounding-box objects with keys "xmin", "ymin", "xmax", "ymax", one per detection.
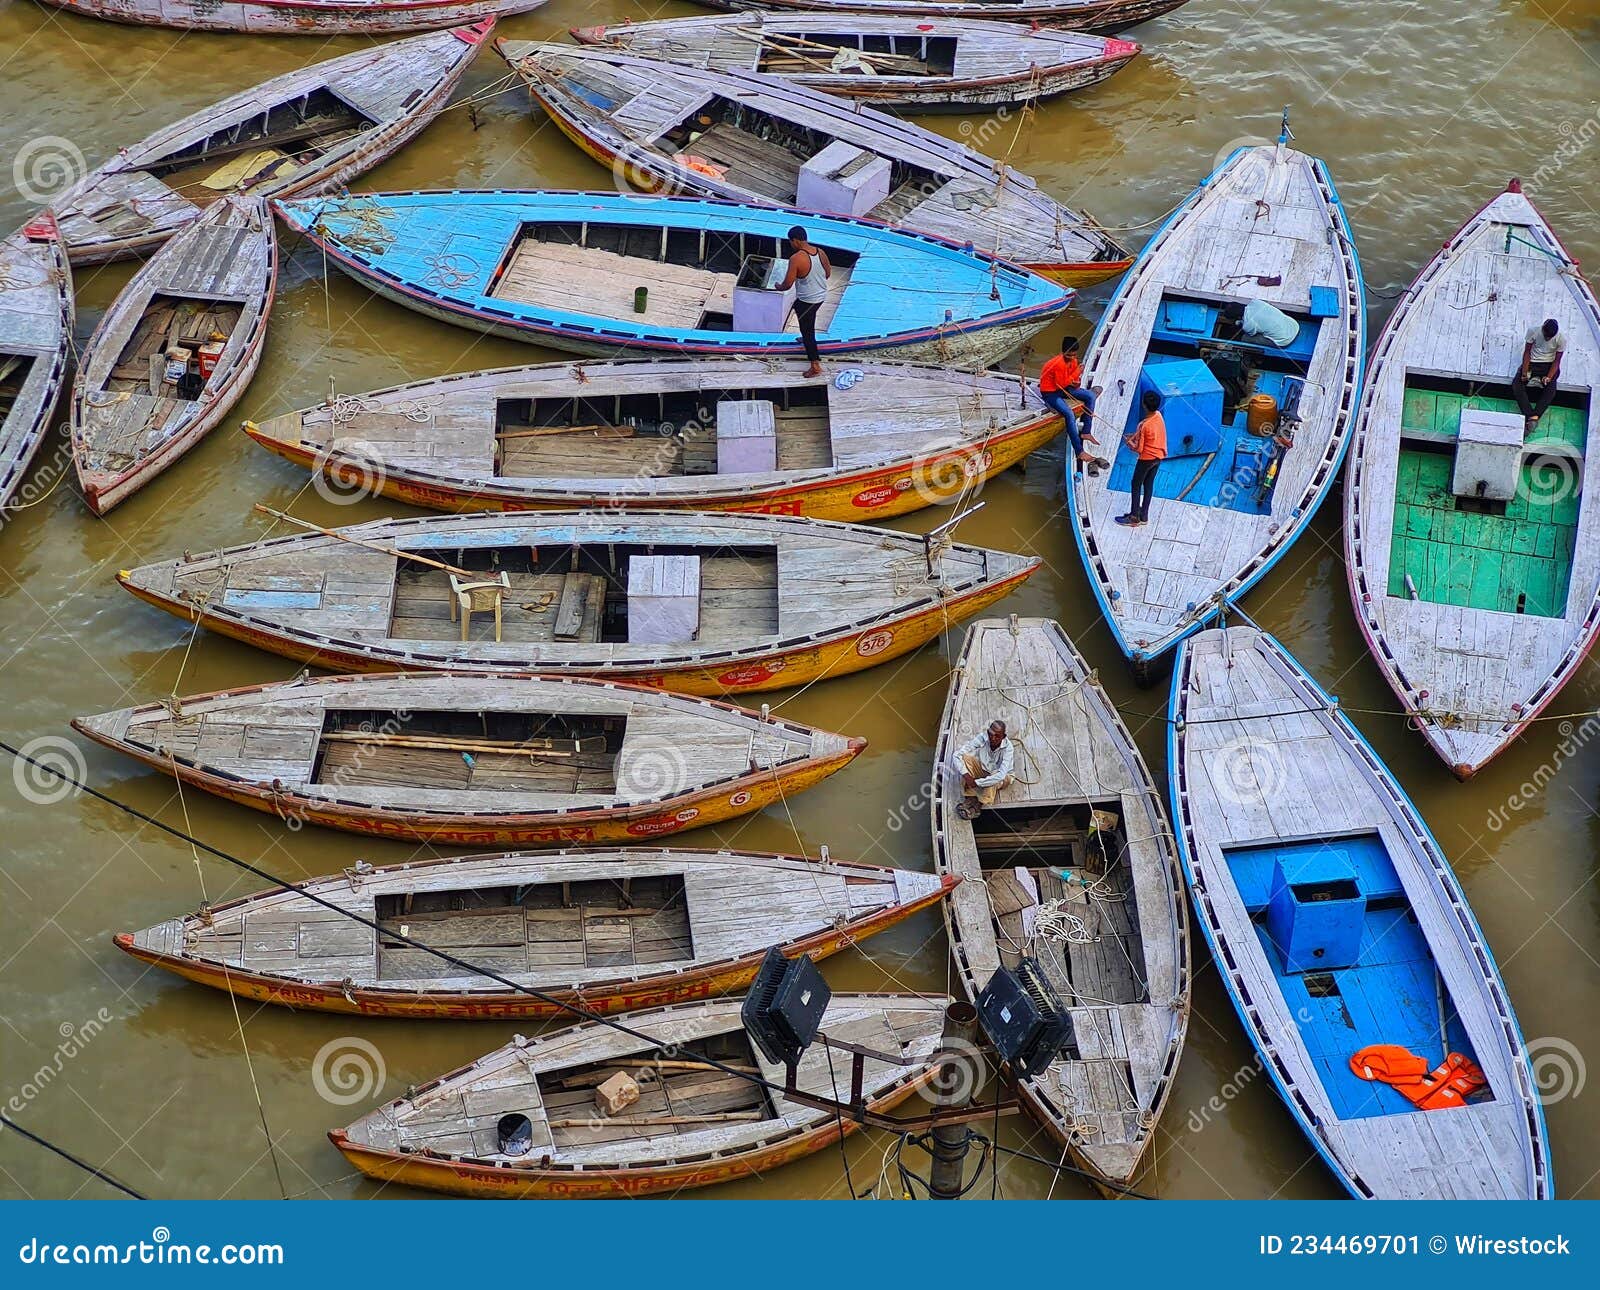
[{"xmin": 1, "ymin": 0, "xmax": 1598, "ymax": 1201}]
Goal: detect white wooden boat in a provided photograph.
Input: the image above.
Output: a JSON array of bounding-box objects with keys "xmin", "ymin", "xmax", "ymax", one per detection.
[
  {"xmin": 685, "ymin": 0, "xmax": 1191, "ymax": 35},
  {"xmin": 72, "ymin": 671, "xmax": 864, "ymax": 845},
  {"xmin": 933, "ymin": 616, "xmax": 1189, "ymax": 1187},
  {"xmin": 71, "ymin": 197, "xmax": 276, "ymax": 515},
  {"xmin": 117, "ymin": 847, "xmax": 956, "ymax": 1019},
  {"xmin": 496, "ymin": 41, "xmax": 1131, "ymax": 288},
  {"xmin": 34, "ymin": 0, "xmax": 542, "ymax": 34},
  {"xmin": 47, "ymin": 22, "xmax": 494, "ymax": 264},
  {"xmin": 1070, "ymin": 126, "xmax": 1364, "ymax": 679},
  {"xmin": 116, "ymin": 510, "xmax": 1040, "ymax": 694},
  {"xmin": 570, "ymin": 15, "xmax": 1140, "ymax": 111},
  {"xmin": 1170, "ymin": 625, "xmax": 1550, "ymax": 1199},
  {"xmin": 1344, "ymin": 181, "xmax": 1600, "ymax": 777},
  {"xmin": 331, "ymin": 993, "xmax": 949, "ymax": 1196},
  {"xmin": 0, "ymin": 215, "xmax": 74, "ymax": 521},
  {"xmin": 243, "ymin": 357, "xmax": 1056, "ymax": 521}
]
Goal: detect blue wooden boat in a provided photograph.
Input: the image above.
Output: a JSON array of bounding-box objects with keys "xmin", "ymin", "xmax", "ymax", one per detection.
[
  {"xmin": 1169, "ymin": 625, "xmax": 1550, "ymax": 1199},
  {"xmin": 1067, "ymin": 120, "xmax": 1364, "ymax": 681},
  {"xmin": 272, "ymin": 191, "xmax": 1071, "ymax": 369}
]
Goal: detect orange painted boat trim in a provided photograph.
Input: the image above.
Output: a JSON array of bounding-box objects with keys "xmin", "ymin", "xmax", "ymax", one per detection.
[{"xmin": 111, "ymin": 870, "xmax": 958, "ymax": 1018}]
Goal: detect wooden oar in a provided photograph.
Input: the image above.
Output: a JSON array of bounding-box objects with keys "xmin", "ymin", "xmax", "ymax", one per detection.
[
  {"xmin": 755, "ymin": 30, "xmax": 924, "ymax": 72},
  {"xmin": 253, "ymin": 504, "xmax": 479, "ymax": 580},
  {"xmin": 495, "ymin": 422, "xmax": 628, "ymax": 440},
  {"xmin": 547, "ymin": 1111, "xmax": 765, "ymax": 1129},
  {"xmin": 318, "ymin": 731, "xmax": 582, "ymax": 757}
]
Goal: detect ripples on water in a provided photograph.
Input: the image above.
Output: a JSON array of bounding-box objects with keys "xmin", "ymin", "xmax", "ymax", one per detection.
[{"xmin": 0, "ymin": 0, "xmax": 1595, "ymax": 1199}]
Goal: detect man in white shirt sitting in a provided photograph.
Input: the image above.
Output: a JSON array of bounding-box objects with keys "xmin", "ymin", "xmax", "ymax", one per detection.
[
  {"xmin": 952, "ymin": 719, "xmax": 1015, "ymax": 819},
  {"xmin": 1513, "ymin": 318, "xmax": 1566, "ymax": 432},
  {"xmin": 1220, "ymin": 299, "xmax": 1301, "ymax": 349}
]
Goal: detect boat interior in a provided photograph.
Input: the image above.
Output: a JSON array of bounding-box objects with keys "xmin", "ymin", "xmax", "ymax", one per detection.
[
  {"xmin": 1223, "ymin": 832, "xmax": 1491, "ymax": 1119},
  {"xmin": 388, "ymin": 542, "xmax": 781, "ymax": 645},
  {"xmin": 102, "ymin": 293, "xmax": 242, "ymax": 398},
  {"xmin": 309, "ymin": 707, "xmax": 625, "ymax": 794},
  {"xmin": 535, "ymin": 1029, "xmax": 775, "ymax": 1149},
  {"xmin": 494, "ymin": 384, "xmax": 832, "ymax": 479},
  {"xmin": 1107, "ymin": 290, "xmax": 1338, "ymax": 515},
  {"xmin": 142, "ymin": 88, "xmax": 377, "ymax": 202},
  {"xmin": 753, "ymin": 32, "xmax": 959, "ymax": 78},
  {"xmin": 1386, "ymin": 373, "xmax": 1587, "ymax": 618},
  {"xmin": 0, "ymin": 354, "xmax": 35, "ymax": 424},
  {"xmin": 655, "ymin": 94, "xmax": 944, "ymax": 215},
  {"xmin": 971, "ymin": 800, "xmax": 1149, "ymax": 1015},
  {"xmin": 372, "ymin": 874, "xmax": 694, "ymax": 981},
  {"xmin": 490, "ymin": 220, "xmax": 857, "ymax": 333}
]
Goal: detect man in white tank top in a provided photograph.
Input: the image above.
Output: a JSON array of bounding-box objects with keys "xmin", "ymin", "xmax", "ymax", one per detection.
[{"xmin": 778, "ymin": 225, "xmax": 831, "ymax": 378}]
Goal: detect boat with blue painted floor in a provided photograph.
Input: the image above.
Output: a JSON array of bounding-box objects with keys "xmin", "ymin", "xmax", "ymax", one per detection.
[
  {"xmin": 1343, "ymin": 180, "xmax": 1600, "ymax": 779},
  {"xmin": 272, "ymin": 191, "xmax": 1071, "ymax": 370},
  {"xmin": 1169, "ymin": 625, "xmax": 1550, "ymax": 1200},
  {"xmin": 1067, "ymin": 120, "xmax": 1364, "ymax": 681}
]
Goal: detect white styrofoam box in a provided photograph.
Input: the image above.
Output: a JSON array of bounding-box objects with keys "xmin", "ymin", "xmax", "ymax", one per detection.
[
  {"xmin": 796, "ymin": 140, "xmax": 893, "ymax": 217},
  {"xmin": 1453, "ymin": 407, "xmax": 1526, "ymax": 501},
  {"xmin": 716, "ymin": 399, "xmax": 778, "ymax": 475},
  {"xmin": 627, "ymin": 554, "xmax": 701, "ymax": 645},
  {"xmin": 732, "ymin": 256, "xmax": 795, "ymax": 333}
]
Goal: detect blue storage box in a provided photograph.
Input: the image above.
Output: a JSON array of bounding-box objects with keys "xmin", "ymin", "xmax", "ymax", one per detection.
[
  {"xmin": 1266, "ymin": 849, "xmax": 1366, "ymax": 974},
  {"xmin": 1139, "ymin": 359, "xmax": 1223, "ymax": 457}
]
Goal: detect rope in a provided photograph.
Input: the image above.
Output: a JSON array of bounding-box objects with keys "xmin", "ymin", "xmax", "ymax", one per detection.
[{"xmin": 0, "ymin": 1113, "xmax": 147, "ymax": 1199}]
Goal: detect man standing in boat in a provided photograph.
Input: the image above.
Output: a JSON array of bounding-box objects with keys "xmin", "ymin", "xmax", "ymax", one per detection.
[
  {"xmin": 1039, "ymin": 335, "xmax": 1100, "ymax": 471},
  {"xmin": 1513, "ymin": 318, "xmax": 1566, "ymax": 432},
  {"xmin": 951, "ymin": 719, "xmax": 1015, "ymax": 820},
  {"xmin": 1117, "ymin": 389, "xmax": 1166, "ymax": 528},
  {"xmin": 779, "ymin": 226, "xmax": 831, "ymax": 379}
]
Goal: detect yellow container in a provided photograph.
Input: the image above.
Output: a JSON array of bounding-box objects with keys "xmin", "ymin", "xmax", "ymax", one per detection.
[{"xmin": 1246, "ymin": 393, "xmax": 1280, "ymax": 436}]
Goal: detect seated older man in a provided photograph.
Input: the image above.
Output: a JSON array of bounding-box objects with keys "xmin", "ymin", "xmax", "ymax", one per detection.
[{"xmin": 951, "ymin": 719, "xmax": 1015, "ymax": 819}]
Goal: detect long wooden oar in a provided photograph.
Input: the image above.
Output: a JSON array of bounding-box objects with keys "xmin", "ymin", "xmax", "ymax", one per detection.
[{"xmin": 253, "ymin": 504, "xmax": 480, "ymax": 580}]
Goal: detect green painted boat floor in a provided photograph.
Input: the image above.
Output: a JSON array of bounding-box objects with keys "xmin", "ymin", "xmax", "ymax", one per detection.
[{"xmin": 1400, "ymin": 387, "xmax": 1586, "ymax": 452}]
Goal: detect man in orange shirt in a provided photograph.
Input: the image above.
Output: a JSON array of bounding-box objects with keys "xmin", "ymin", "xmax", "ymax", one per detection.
[
  {"xmin": 1038, "ymin": 336, "xmax": 1098, "ymax": 469},
  {"xmin": 1116, "ymin": 389, "xmax": 1166, "ymax": 527}
]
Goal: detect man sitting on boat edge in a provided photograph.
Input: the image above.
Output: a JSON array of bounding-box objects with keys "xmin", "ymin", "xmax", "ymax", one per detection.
[
  {"xmin": 951, "ymin": 719, "xmax": 1015, "ymax": 820},
  {"xmin": 1039, "ymin": 335, "xmax": 1100, "ymax": 471},
  {"xmin": 1514, "ymin": 317, "xmax": 1566, "ymax": 432}
]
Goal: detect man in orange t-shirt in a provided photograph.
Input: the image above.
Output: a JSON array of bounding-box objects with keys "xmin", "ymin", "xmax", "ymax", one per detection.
[
  {"xmin": 1116, "ymin": 389, "xmax": 1167, "ymax": 528},
  {"xmin": 1038, "ymin": 336, "xmax": 1098, "ymax": 468}
]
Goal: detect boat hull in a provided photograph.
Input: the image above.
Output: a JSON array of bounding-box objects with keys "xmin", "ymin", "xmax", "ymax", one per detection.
[
  {"xmin": 688, "ymin": 0, "xmax": 1189, "ymax": 34},
  {"xmin": 0, "ymin": 216, "xmax": 75, "ymax": 519},
  {"xmin": 34, "ymin": 0, "xmax": 543, "ymax": 35},
  {"xmin": 330, "ymin": 1073, "xmax": 931, "ymax": 1197},
  {"xmin": 245, "ymin": 412, "xmax": 1058, "ymax": 522},
  {"xmin": 112, "ymin": 874, "xmax": 951, "ymax": 1019}
]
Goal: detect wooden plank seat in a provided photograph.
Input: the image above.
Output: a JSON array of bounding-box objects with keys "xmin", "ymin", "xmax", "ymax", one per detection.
[{"xmin": 492, "ymin": 239, "xmax": 736, "ymax": 327}]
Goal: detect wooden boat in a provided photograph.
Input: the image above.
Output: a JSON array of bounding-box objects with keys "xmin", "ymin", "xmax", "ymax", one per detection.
[
  {"xmin": 1169, "ymin": 625, "xmax": 1551, "ymax": 1199},
  {"xmin": 0, "ymin": 215, "xmax": 74, "ymax": 521},
  {"xmin": 117, "ymin": 847, "xmax": 957, "ymax": 1019},
  {"xmin": 1068, "ymin": 124, "xmax": 1364, "ymax": 680},
  {"xmin": 71, "ymin": 197, "xmax": 275, "ymax": 515},
  {"xmin": 243, "ymin": 357, "xmax": 1056, "ymax": 521},
  {"xmin": 569, "ymin": 16, "xmax": 1140, "ymax": 113},
  {"xmin": 331, "ymin": 993, "xmax": 948, "ymax": 1196},
  {"xmin": 47, "ymin": 22, "xmax": 494, "ymax": 265},
  {"xmin": 272, "ymin": 190, "xmax": 1071, "ymax": 369},
  {"xmin": 116, "ymin": 511, "xmax": 1040, "ymax": 695},
  {"xmin": 72, "ymin": 671, "xmax": 864, "ymax": 845},
  {"xmin": 932, "ymin": 616, "xmax": 1189, "ymax": 1187},
  {"xmin": 34, "ymin": 0, "xmax": 543, "ymax": 35},
  {"xmin": 497, "ymin": 41, "xmax": 1130, "ymax": 288},
  {"xmin": 1344, "ymin": 181, "xmax": 1600, "ymax": 778},
  {"xmin": 684, "ymin": 0, "xmax": 1190, "ymax": 34}
]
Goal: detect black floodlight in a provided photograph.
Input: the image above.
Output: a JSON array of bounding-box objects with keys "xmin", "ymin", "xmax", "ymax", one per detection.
[
  {"xmin": 742, "ymin": 947, "xmax": 831, "ymax": 1067},
  {"xmin": 976, "ymin": 958, "xmax": 1076, "ymax": 1078}
]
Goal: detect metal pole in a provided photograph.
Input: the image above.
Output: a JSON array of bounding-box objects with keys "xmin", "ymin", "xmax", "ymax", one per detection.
[{"xmin": 927, "ymin": 1001, "xmax": 980, "ymax": 1199}]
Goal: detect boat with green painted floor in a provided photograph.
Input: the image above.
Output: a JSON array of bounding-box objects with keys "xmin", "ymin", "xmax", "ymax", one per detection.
[{"xmin": 1344, "ymin": 180, "xmax": 1600, "ymax": 777}]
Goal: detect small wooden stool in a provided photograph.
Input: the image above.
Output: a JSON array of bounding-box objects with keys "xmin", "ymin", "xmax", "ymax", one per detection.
[{"xmin": 449, "ymin": 571, "xmax": 510, "ymax": 642}]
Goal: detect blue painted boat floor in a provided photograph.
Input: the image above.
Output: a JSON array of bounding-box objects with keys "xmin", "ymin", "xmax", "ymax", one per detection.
[{"xmin": 1225, "ymin": 835, "xmax": 1485, "ymax": 1121}]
